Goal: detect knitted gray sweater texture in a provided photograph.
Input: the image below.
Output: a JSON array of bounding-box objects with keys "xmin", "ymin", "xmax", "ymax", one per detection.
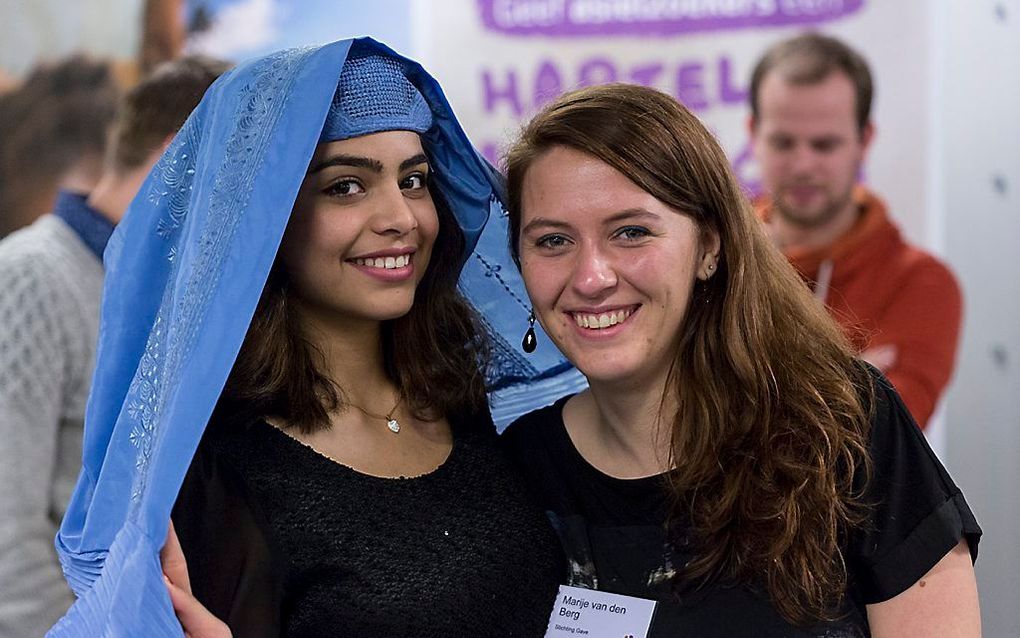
[{"xmin": 0, "ymin": 215, "xmax": 103, "ymax": 637}]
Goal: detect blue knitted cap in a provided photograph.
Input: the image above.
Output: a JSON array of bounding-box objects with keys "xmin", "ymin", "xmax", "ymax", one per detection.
[{"xmin": 320, "ymin": 54, "xmax": 433, "ymax": 142}]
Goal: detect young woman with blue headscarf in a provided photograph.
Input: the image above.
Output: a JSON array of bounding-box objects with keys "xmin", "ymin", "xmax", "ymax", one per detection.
[{"xmin": 48, "ymin": 39, "xmax": 562, "ymax": 637}]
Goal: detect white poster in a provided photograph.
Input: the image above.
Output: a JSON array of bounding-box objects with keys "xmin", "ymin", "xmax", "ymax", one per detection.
[{"xmin": 415, "ymin": 0, "xmax": 931, "ymax": 242}]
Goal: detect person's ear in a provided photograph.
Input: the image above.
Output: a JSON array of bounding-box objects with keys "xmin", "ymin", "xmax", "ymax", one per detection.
[
  {"xmin": 747, "ymin": 115, "xmax": 760, "ymax": 152},
  {"xmin": 860, "ymin": 121, "xmax": 875, "ymax": 154},
  {"xmin": 698, "ymin": 228, "xmax": 722, "ymax": 280}
]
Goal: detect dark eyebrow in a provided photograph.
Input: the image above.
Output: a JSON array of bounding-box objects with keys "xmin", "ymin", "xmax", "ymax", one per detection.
[
  {"xmin": 810, "ymin": 135, "xmax": 845, "ymax": 146},
  {"xmin": 602, "ymin": 208, "xmax": 660, "ymax": 225},
  {"xmin": 307, "ymin": 153, "xmax": 430, "ymax": 175},
  {"xmin": 308, "ymin": 154, "xmax": 383, "ymax": 175},
  {"xmin": 399, "ymin": 153, "xmax": 429, "ymax": 172},
  {"xmin": 521, "ymin": 217, "xmax": 573, "ymax": 235},
  {"xmin": 522, "ymin": 208, "xmax": 660, "ymax": 235}
]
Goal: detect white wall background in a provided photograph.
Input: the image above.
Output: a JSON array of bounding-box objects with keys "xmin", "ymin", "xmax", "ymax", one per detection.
[
  {"xmin": 937, "ymin": 1, "xmax": 1020, "ymax": 635},
  {"xmin": 0, "ymin": 0, "xmax": 144, "ymax": 76}
]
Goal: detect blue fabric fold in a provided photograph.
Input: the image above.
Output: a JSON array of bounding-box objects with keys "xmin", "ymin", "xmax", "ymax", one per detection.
[
  {"xmin": 50, "ymin": 37, "xmax": 581, "ymax": 636},
  {"xmin": 459, "ymin": 197, "xmax": 588, "ymax": 428}
]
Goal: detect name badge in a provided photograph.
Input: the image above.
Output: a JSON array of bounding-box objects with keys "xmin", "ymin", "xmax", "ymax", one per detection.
[{"xmin": 544, "ymin": 585, "xmax": 657, "ymax": 638}]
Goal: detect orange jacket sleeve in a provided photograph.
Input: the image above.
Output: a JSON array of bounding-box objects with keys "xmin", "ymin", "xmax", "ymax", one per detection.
[{"xmin": 868, "ymin": 259, "xmax": 963, "ymax": 428}]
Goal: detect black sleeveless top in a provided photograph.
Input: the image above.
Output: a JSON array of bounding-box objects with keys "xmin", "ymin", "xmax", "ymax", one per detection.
[{"xmin": 172, "ymin": 413, "xmax": 564, "ymax": 637}]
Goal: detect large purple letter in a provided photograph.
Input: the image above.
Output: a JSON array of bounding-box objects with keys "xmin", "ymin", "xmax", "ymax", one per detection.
[
  {"xmin": 676, "ymin": 62, "xmax": 709, "ymax": 111},
  {"xmin": 578, "ymin": 57, "xmax": 618, "ymax": 87},
  {"xmin": 482, "ymin": 68, "xmax": 524, "ymax": 116},
  {"xmin": 719, "ymin": 56, "xmax": 748, "ymax": 105},
  {"xmin": 533, "ymin": 59, "xmax": 564, "ymax": 109}
]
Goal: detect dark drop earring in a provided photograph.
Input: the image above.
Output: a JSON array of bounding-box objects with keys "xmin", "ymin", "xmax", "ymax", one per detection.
[{"xmin": 522, "ymin": 310, "xmax": 538, "ymax": 353}]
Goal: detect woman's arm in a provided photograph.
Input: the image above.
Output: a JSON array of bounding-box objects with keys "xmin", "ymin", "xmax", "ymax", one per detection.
[
  {"xmin": 162, "ymin": 523, "xmax": 232, "ymax": 638},
  {"xmin": 171, "ymin": 431, "xmax": 284, "ymax": 636},
  {"xmin": 866, "ymin": 540, "xmax": 980, "ymax": 637}
]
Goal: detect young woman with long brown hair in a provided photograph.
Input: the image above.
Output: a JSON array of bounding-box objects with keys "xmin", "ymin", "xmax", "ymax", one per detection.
[{"xmin": 501, "ymin": 83, "xmax": 981, "ymax": 637}]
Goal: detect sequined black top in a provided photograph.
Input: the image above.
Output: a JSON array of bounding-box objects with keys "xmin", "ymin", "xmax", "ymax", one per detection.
[{"xmin": 172, "ymin": 414, "xmax": 564, "ymax": 637}]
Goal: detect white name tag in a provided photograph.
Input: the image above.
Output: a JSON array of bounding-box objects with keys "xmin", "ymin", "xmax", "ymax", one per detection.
[{"xmin": 544, "ymin": 585, "xmax": 657, "ymax": 638}]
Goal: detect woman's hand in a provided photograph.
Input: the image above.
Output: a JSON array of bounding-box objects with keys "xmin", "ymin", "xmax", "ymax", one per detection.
[{"xmin": 162, "ymin": 522, "xmax": 232, "ymax": 638}]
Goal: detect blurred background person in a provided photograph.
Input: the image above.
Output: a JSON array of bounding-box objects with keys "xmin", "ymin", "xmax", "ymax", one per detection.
[
  {"xmin": 139, "ymin": 0, "xmax": 186, "ymax": 74},
  {"xmin": 0, "ymin": 55, "xmax": 120, "ymax": 238},
  {"xmin": 0, "ymin": 55, "xmax": 227, "ymax": 638},
  {"xmin": 748, "ymin": 33, "xmax": 962, "ymax": 430},
  {"xmin": 0, "ymin": 0, "xmax": 186, "ymax": 239},
  {"xmin": 0, "ymin": 70, "xmax": 15, "ymax": 94}
]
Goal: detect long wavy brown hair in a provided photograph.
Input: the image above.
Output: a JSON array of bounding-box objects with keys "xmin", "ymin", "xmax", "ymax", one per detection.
[
  {"xmin": 505, "ymin": 84, "xmax": 874, "ymax": 626},
  {"xmin": 216, "ymin": 186, "xmax": 490, "ymax": 434}
]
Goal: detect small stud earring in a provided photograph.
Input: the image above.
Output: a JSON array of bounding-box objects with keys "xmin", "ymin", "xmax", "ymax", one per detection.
[{"xmin": 522, "ymin": 310, "xmax": 538, "ymax": 354}]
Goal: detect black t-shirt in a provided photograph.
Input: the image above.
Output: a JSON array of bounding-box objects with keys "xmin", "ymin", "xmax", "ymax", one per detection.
[
  {"xmin": 500, "ymin": 370, "xmax": 981, "ymax": 637},
  {"xmin": 172, "ymin": 414, "xmax": 564, "ymax": 637}
]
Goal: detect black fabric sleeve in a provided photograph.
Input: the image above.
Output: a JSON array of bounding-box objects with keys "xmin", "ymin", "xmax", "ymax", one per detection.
[
  {"xmin": 172, "ymin": 433, "xmax": 285, "ymax": 638},
  {"xmin": 848, "ymin": 368, "xmax": 982, "ymax": 604}
]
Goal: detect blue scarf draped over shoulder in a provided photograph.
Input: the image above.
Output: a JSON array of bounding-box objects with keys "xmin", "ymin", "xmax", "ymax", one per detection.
[{"xmin": 49, "ymin": 38, "xmax": 582, "ymax": 637}]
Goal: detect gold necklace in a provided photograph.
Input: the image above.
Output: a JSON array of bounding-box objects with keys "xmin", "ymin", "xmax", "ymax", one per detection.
[{"xmin": 348, "ymin": 394, "xmax": 403, "ymax": 433}]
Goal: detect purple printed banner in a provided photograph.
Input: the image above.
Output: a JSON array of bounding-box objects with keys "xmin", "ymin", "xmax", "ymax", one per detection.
[{"xmin": 478, "ymin": 0, "xmax": 865, "ymax": 37}]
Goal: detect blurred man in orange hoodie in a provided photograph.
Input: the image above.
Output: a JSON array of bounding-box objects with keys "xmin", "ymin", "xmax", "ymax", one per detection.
[{"xmin": 748, "ymin": 33, "xmax": 961, "ymax": 430}]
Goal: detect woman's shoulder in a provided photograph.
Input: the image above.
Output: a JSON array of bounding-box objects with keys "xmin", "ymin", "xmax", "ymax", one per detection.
[
  {"xmin": 185, "ymin": 412, "xmax": 291, "ymax": 491},
  {"xmin": 178, "ymin": 413, "xmax": 266, "ymax": 500},
  {"xmin": 500, "ymin": 394, "xmax": 572, "ymax": 448},
  {"xmin": 857, "ymin": 361, "xmax": 932, "ymax": 454},
  {"xmin": 846, "ymin": 361, "xmax": 982, "ymax": 603},
  {"xmin": 861, "ymin": 361, "xmax": 902, "ymax": 417}
]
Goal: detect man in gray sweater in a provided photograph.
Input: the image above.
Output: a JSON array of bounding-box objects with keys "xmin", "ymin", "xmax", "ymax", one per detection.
[{"xmin": 0, "ymin": 56, "xmax": 227, "ymax": 637}]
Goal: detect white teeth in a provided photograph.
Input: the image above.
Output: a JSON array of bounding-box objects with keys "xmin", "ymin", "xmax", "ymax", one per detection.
[
  {"xmin": 354, "ymin": 254, "xmax": 411, "ymax": 269},
  {"xmin": 573, "ymin": 309, "xmax": 632, "ymax": 330}
]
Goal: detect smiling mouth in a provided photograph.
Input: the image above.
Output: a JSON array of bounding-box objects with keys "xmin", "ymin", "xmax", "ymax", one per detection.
[
  {"xmin": 570, "ymin": 307, "xmax": 636, "ymax": 330},
  {"xmin": 351, "ymin": 254, "xmax": 412, "ymax": 270}
]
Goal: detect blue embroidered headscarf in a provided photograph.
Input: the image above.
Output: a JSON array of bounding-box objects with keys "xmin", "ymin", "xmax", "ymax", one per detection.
[{"xmin": 48, "ymin": 38, "xmax": 582, "ymax": 637}]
